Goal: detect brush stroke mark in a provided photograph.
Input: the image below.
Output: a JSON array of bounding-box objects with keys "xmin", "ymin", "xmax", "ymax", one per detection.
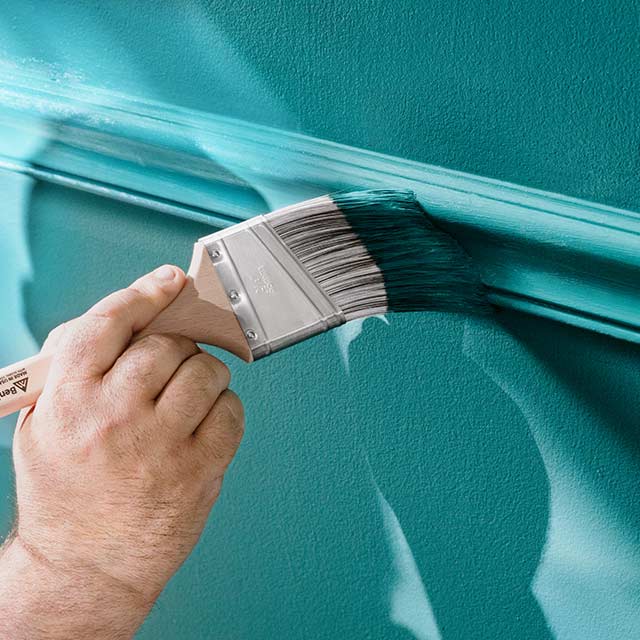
[
  {"xmin": 335, "ymin": 316, "xmax": 389, "ymax": 374},
  {"xmin": 366, "ymin": 459, "xmax": 442, "ymax": 640},
  {"xmin": 0, "ymin": 9, "xmax": 282, "ymax": 216},
  {"xmin": 0, "ymin": 3, "xmax": 290, "ymax": 125},
  {"xmin": 375, "ymin": 485, "xmax": 443, "ymax": 640},
  {"xmin": 463, "ymin": 317, "xmax": 640, "ymax": 639}
]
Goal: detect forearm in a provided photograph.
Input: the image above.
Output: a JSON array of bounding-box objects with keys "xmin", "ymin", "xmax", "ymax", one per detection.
[{"xmin": 0, "ymin": 536, "xmax": 152, "ymax": 640}]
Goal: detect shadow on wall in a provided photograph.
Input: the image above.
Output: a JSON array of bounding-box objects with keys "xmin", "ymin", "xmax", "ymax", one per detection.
[
  {"xmin": 502, "ymin": 313, "xmax": 640, "ymax": 459},
  {"xmin": 21, "ymin": 179, "xmax": 552, "ymax": 639}
]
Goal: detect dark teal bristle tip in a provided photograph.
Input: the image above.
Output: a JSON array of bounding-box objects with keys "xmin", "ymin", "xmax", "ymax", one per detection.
[{"xmin": 330, "ymin": 189, "xmax": 487, "ymax": 313}]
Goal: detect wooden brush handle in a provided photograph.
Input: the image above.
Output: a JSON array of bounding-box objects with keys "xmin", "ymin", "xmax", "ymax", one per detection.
[
  {"xmin": 0, "ymin": 352, "xmax": 54, "ymax": 419},
  {"xmin": 139, "ymin": 242, "xmax": 252, "ymax": 359},
  {"xmin": 0, "ymin": 242, "xmax": 252, "ymax": 420}
]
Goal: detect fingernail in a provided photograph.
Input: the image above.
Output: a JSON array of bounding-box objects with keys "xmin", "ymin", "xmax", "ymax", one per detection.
[{"xmin": 154, "ymin": 265, "xmax": 177, "ymax": 282}]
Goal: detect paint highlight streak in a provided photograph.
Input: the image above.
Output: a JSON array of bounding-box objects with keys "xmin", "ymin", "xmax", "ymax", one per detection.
[
  {"xmin": 335, "ymin": 316, "xmax": 388, "ymax": 374},
  {"xmin": 370, "ymin": 471, "xmax": 442, "ymax": 640},
  {"xmin": 463, "ymin": 317, "xmax": 640, "ymax": 640}
]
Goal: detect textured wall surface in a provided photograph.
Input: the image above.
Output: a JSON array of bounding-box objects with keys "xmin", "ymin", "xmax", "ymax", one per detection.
[
  {"xmin": 1, "ymin": 1, "xmax": 639, "ymax": 210},
  {"xmin": 1, "ymin": 2, "xmax": 640, "ymax": 639}
]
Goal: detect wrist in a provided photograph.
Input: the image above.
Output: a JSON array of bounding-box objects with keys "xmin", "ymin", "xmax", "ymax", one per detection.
[{"xmin": 0, "ymin": 535, "xmax": 153, "ymax": 640}]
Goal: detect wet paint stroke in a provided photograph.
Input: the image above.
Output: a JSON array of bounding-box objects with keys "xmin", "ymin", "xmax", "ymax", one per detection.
[
  {"xmin": 371, "ymin": 470, "xmax": 443, "ymax": 640},
  {"xmin": 334, "ymin": 316, "xmax": 389, "ymax": 374},
  {"xmin": 462, "ymin": 317, "xmax": 640, "ymax": 639},
  {"xmin": 347, "ymin": 319, "xmax": 441, "ymax": 639},
  {"xmin": 4, "ymin": 71, "xmax": 640, "ymax": 347}
]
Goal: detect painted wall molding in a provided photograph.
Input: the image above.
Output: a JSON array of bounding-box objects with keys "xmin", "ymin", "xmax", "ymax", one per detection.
[{"xmin": 1, "ymin": 68, "xmax": 640, "ymax": 343}]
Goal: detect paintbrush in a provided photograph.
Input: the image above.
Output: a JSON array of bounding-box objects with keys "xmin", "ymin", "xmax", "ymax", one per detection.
[{"xmin": 0, "ymin": 189, "xmax": 486, "ymax": 417}]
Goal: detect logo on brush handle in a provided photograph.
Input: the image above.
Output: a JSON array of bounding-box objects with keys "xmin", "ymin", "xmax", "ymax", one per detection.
[{"xmin": 0, "ymin": 367, "xmax": 29, "ymax": 398}]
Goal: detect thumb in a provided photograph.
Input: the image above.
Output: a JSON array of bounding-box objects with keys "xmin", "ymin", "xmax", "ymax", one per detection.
[{"xmin": 51, "ymin": 265, "xmax": 186, "ymax": 380}]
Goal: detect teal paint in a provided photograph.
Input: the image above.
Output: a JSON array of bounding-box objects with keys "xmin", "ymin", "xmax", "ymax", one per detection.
[
  {"xmin": 464, "ymin": 316, "xmax": 640, "ymax": 639},
  {"xmin": 2, "ymin": 81, "xmax": 640, "ymax": 347},
  {"xmin": 0, "ymin": 1, "xmax": 639, "ymax": 211},
  {"xmin": 0, "ymin": 448, "xmax": 14, "ymax": 540},
  {"xmin": 0, "ymin": 169, "xmax": 38, "ymax": 445},
  {"xmin": 0, "ymin": 2, "xmax": 640, "ymax": 639},
  {"xmin": 1, "ymin": 183, "xmax": 639, "ymax": 638}
]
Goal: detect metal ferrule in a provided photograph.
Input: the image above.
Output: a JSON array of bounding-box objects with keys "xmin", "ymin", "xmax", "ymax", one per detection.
[{"xmin": 199, "ymin": 216, "xmax": 346, "ymax": 360}]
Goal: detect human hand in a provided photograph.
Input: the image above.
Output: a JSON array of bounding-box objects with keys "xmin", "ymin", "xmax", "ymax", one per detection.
[{"xmin": 0, "ymin": 265, "xmax": 244, "ymax": 639}]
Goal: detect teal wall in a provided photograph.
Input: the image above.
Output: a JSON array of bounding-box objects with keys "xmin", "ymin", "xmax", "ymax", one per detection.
[
  {"xmin": 1, "ymin": 2, "xmax": 640, "ymax": 639},
  {"xmin": 1, "ymin": 1, "xmax": 639, "ymax": 210}
]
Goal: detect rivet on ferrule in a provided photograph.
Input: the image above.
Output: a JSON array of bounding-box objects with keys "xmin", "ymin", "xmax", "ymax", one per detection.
[
  {"xmin": 228, "ymin": 289, "xmax": 240, "ymax": 302},
  {"xmin": 245, "ymin": 330, "xmax": 258, "ymax": 340}
]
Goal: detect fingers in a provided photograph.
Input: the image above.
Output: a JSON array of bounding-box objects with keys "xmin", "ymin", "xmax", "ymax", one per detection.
[
  {"xmin": 16, "ymin": 405, "xmax": 36, "ymax": 432},
  {"xmin": 49, "ymin": 266, "xmax": 186, "ymax": 382},
  {"xmin": 192, "ymin": 390, "xmax": 244, "ymax": 473},
  {"xmin": 104, "ymin": 334, "xmax": 200, "ymax": 401},
  {"xmin": 155, "ymin": 352, "xmax": 231, "ymax": 438}
]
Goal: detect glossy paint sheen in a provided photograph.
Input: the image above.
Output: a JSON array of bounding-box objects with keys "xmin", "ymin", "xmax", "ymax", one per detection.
[{"xmin": 0, "ymin": 2, "xmax": 639, "ymax": 639}]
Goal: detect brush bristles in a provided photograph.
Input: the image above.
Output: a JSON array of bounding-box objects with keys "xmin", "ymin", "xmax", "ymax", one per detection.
[{"xmin": 267, "ymin": 189, "xmax": 486, "ymax": 321}]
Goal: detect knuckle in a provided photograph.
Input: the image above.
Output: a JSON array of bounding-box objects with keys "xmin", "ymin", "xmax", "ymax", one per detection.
[
  {"xmin": 208, "ymin": 393, "xmax": 245, "ymax": 450},
  {"xmin": 42, "ymin": 322, "xmax": 69, "ymax": 354},
  {"xmin": 55, "ymin": 324, "xmax": 98, "ymax": 367},
  {"xmin": 203, "ymin": 355, "xmax": 231, "ymax": 387},
  {"xmin": 92, "ymin": 289, "xmax": 133, "ymax": 319},
  {"xmin": 126, "ymin": 286, "xmax": 155, "ymax": 308},
  {"xmin": 77, "ymin": 312, "xmax": 118, "ymax": 343},
  {"xmin": 86, "ymin": 288, "xmax": 140, "ymax": 326},
  {"xmin": 136, "ymin": 333, "xmax": 179, "ymax": 356},
  {"xmin": 118, "ymin": 286, "xmax": 144, "ymax": 306},
  {"xmin": 195, "ymin": 395, "xmax": 245, "ymax": 465},
  {"xmin": 216, "ymin": 362, "xmax": 231, "ymax": 388},
  {"xmin": 200, "ymin": 433, "xmax": 236, "ymax": 465},
  {"xmin": 45, "ymin": 322, "xmax": 66, "ymax": 343},
  {"xmin": 126, "ymin": 334, "xmax": 194, "ymax": 373},
  {"xmin": 219, "ymin": 390, "xmax": 245, "ymax": 427},
  {"xmin": 94, "ymin": 413, "xmax": 122, "ymax": 439},
  {"xmin": 128, "ymin": 281, "xmax": 165, "ymax": 310},
  {"xmin": 117, "ymin": 352, "xmax": 156, "ymax": 391},
  {"xmin": 189, "ymin": 355, "xmax": 229, "ymax": 392},
  {"xmin": 187, "ymin": 357, "xmax": 215, "ymax": 385},
  {"xmin": 165, "ymin": 334, "xmax": 199, "ymax": 354}
]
